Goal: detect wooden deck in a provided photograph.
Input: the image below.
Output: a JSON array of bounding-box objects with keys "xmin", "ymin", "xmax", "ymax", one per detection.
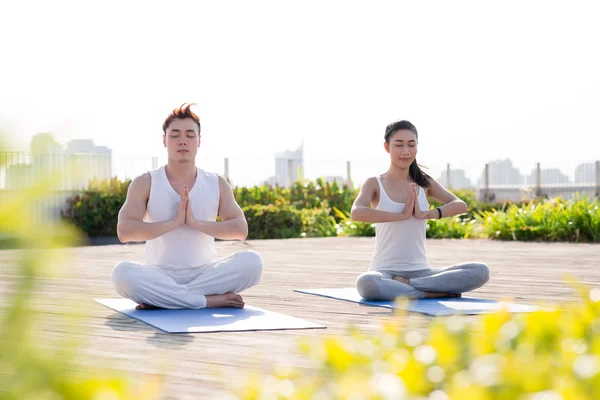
[{"xmin": 2, "ymin": 237, "xmax": 599, "ymax": 398}]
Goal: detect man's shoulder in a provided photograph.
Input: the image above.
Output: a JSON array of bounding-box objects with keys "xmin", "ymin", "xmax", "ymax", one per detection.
[
  {"xmin": 128, "ymin": 172, "xmax": 152, "ymax": 195},
  {"xmin": 133, "ymin": 171, "xmax": 152, "ymax": 184},
  {"xmin": 197, "ymin": 167, "xmax": 219, "ymax": 179},
  {"xmin": 196, "ymin": 167, "xmax": 228, "ymax": 186},
  {"xmin": 216, "ymin": 175, "xmax": 233, "ymax": 195}
]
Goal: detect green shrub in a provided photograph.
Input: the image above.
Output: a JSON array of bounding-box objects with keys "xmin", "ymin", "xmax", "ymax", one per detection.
[
  {"xmin": 234, "ymin": 178, "xmax": 358, "ymax": 221},
  {"xmin": 427, "ymin": 216, "xmax": 477, "ymax": 239},
  {"xmin": 234, "ymin": 184, "xmax": 290, "ymax": 208},
  {"xmin": 63, "ymin": 191, "xmax": 126, "ymax": 236},
  {"xmin": 88, "ymin": 176, "xmax": 131, "ymax": 195},
  {"xmin": 476, "ymin": 195, "xmax": 600, "ymax": 242},
  {"xmin": 429, "ymin": 188, "xmax": 480, "ymax": 210},
  {"xmin": 62, "ymin": 178, "xmax": 600, "ymax": 243},
  {"xmin": 244, "ymin": 204, "xmax": 304, "ymax": 239},
  {"xmin": 231, "ymin": 284, "xmax": 600, "ymax": 399},
  {"xmin": 62, "ymin": 177, "xmax": 130, "ymax": 237},
  {"xmin": 301, "ymin": 207, "xmax": 338, "ymax": 238},
  {"xmin": 289, "ymin": 178, "xmax": 358, "ymax": 221},
  {"xmin": 243, "ymin": 203, "xmax": 340, "ymax": 240},
  {"xmin": 0, "ymin": 138, "xmax": 157, "ymax": 399},
  {"xmin": 333, "ymin": 207, "xmax": 376, "ymax": 237}
]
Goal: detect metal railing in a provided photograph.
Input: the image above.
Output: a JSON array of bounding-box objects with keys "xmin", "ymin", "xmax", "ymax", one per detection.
[{"xmin": 1, "ymin": 152, "xmax": 598, "ymax": 224}]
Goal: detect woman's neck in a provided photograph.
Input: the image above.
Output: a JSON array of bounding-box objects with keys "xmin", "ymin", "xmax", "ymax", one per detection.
[{"xmin": 384, "ymin": 164, "xmax": 410, "ymax": 180}]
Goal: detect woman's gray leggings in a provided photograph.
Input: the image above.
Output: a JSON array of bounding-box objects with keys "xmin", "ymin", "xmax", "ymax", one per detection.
[{"xmin": 356, "ymin": 262, "xmax": 490, "ymax": 300}]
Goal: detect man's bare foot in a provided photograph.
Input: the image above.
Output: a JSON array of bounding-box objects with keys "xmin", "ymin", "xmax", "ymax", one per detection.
[
  {"xmin": 205, "ymin": 292, "xmax": 245, "ymax": 308},
  {"xmin": 136, "ymin": 303, "xmax": 163, "ymax": 310},
  {"xmin": 392, "ymin": 276, "xmax": 410, "ymax": 285},
  {"xmin": 423, "ymin": 292, "xmax": 462, "ymax": 298}
]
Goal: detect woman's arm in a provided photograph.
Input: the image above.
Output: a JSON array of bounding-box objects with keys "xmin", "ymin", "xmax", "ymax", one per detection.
[
  {"xmin": 414, "ymin": 178, "xmax": 468, "ymax": 219},
  {"xmin": 350, "ymin": 177, "xmax": 415, "ymax": 223}
]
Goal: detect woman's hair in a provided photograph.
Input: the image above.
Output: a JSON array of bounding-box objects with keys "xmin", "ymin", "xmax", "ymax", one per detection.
[{"xmin": 384, "ymin": 120, "xmax": 431, "ymax": 188}]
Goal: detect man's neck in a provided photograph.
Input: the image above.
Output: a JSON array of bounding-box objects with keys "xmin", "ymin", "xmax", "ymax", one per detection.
[{"xmin": 165, "ymin": 162, "xmax": 197, "ymax": 182}]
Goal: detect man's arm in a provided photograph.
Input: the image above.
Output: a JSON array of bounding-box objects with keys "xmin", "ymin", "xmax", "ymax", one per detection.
[
  {"xmin": 186, "ymin": 176, "xmax": 248, "ymax": 240},
  {"xmin": 350, "ymin": 177, "xmax": 414, "ymax": 223},
  {"xmin": 116, "ymin": 173, "xmax": 186, "ymax": 243}
]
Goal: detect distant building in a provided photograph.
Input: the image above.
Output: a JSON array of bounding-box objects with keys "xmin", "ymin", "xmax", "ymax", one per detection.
[
  {"xmin": 65, "ymin": 139, "xmax": 113, "ymax": 189},
  {"xmin": 264, "ymin": 175, "xmax": 278, "ymax": 187},
  {"xmin": 5, "ymin": 134, "xmax": 113, "ymax": 190},
  {"xmin": 437, "ymin": 168, "xmax": 472, "ymax": 189},
  {"xmin": 274, "ymin": 144, "xmax": 304, "ymax": 187},
  {"xmin": 525, "ymin": 168, "xmax": 570, "ymax": 185},
  {"xmin": 574, "ymin": 162, "xmax": 596, "ymax": 183},
  {"xmin": 477, "ymin": 159, "xmax": 523, "ymax": 186},
  {"xmin": 65, "ymin": 139, "xmax": 111, "ymax": 155},
  {"xmin": 31, "ymin": 133, "xmax": 62, "ymax": 154}
]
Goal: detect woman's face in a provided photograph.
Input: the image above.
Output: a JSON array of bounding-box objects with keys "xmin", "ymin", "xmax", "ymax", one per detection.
[{"xmin": 384, "ymin": 129, "xmax": 418, "ymax": 168}]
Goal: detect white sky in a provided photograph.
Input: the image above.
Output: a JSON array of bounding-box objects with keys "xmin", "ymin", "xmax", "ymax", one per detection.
[{"xmin": 1, "ymin": 0, "xmax": 599, "ymax": 185}]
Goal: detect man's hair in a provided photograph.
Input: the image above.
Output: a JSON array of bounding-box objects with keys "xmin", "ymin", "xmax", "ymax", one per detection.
[{"xmin": 162, "ymin": 103, "xmax": 201, "ymax": 134}]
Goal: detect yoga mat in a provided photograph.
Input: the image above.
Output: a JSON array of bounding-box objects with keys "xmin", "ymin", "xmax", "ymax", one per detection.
[
  {"xmin": 294, "ymin": 288, "xmax": 540, "ymax": 316},
  {"xmin": 96, "ymin": 298, "xmax": 325, "ymax": 333}
]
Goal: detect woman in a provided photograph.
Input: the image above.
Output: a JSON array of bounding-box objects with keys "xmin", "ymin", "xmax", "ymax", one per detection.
[{"xmin": 352, "ymin": 120, "xmax": 490, "ymax": 300}]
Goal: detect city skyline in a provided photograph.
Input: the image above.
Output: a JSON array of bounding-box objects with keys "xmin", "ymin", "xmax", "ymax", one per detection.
[
  {"xmin": 1, "ymin": 133, "xmax": 598, "ymax": 190},
  {"xmin": 3, "ymin": 133, "xmax": 113, "ymax": 190}
]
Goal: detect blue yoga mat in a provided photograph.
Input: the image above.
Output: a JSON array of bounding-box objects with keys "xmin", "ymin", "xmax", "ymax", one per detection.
[
  {"xmin": 96, "ymin": 298, "xmax": 325, "ymax": 333},
  {"xmin": 294, "ymin": 288, "xmax": 540, "ymax": 316}
]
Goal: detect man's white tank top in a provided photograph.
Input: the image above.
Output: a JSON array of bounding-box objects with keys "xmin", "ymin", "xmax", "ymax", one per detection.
[
  {"xmin": 369, "ymin": 176, "xmax": 431, "ymax": 272},
  {"xmin": 144, "ymin": 166, "xmax": 219, "ymax": 269}
]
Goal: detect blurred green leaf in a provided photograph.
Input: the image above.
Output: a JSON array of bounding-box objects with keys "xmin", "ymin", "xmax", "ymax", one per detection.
[
  {"xmin": 231, "ymin": 283, "xmax": 600, "ymax": 399},
  {"xmin": 0, "ymin": 134, "xmax": 161, "ymax": 399}
]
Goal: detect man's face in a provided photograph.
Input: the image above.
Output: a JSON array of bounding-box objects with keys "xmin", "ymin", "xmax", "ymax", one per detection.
[{"xmin": 163, "ymin": 118, "xmax": 200, "ymax": 163}]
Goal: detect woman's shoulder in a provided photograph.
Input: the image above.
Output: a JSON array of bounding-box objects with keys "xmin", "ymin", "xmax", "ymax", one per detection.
[
  {"xmin": 422, "ymin": 175, "xmax": 442, "ymax": 196},
  {"xmin": 362, "ymin": 176, "xmax": 381, "ymax": 189}
]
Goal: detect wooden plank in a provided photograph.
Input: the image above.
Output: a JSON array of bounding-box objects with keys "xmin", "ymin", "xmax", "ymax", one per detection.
[{"xmin": 1, "ymin": 237, "xmax": 599, "ymax": 398}]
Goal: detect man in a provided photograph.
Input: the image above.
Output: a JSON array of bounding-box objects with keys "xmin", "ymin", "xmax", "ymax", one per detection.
[{"xmin": 111, "ymin": 103, "xmax": 262, "ymax": 309}]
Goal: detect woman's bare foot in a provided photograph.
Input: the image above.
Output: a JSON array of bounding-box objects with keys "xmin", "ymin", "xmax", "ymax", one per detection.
[
  {"xmin": 392, "ymin": 276, "xmax": 410, "ymax": 285},
  {"xmin": 205, "ymin": 292, "xmax": 245, "ymax": 308},
  {"xmin": 423, "ymin": 291, "xmax": 462, "ymax": 298},
  {"xmin": 136, "ymin": 303, "xmax": 163, "ymax": 310}
]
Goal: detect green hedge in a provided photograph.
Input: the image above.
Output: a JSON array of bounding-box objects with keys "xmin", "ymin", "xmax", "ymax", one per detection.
[
  {"xmin": 301, "ymin": 207, "xmax": 338, "ymax": 238},
  {"xmin": 62, "ymin": 178, "xmax": 129, "ymax": 237},
  {"xmin": 0, "ymin": 139, "xmax": 146, "ymax": 399},
  {"xmin": 234, "ymin": 178, "xmax": 357, "ymax": 222},
  {"xmin": 476, "ymin": 195, "xmax": 600, "ymax": 242},
  {"xmin": 243, "ymin": 204, "xmax": 338, "ymax": 239},
  {"xmin": 62, "ymin": 178, "xmax": 600, "ymax": 242},
  {"xmin": 244, "ymin": 204, "xmax": 303, "ymax": 239}
]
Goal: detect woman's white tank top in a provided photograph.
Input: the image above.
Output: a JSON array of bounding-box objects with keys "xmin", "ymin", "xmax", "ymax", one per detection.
[
  {"xmin": 144, "ymin": 166, "xmax": 219, "ymax": 269},
  {"xmin": 369, "ymin": 176, "xmax": 431, "ymax": 272}
]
